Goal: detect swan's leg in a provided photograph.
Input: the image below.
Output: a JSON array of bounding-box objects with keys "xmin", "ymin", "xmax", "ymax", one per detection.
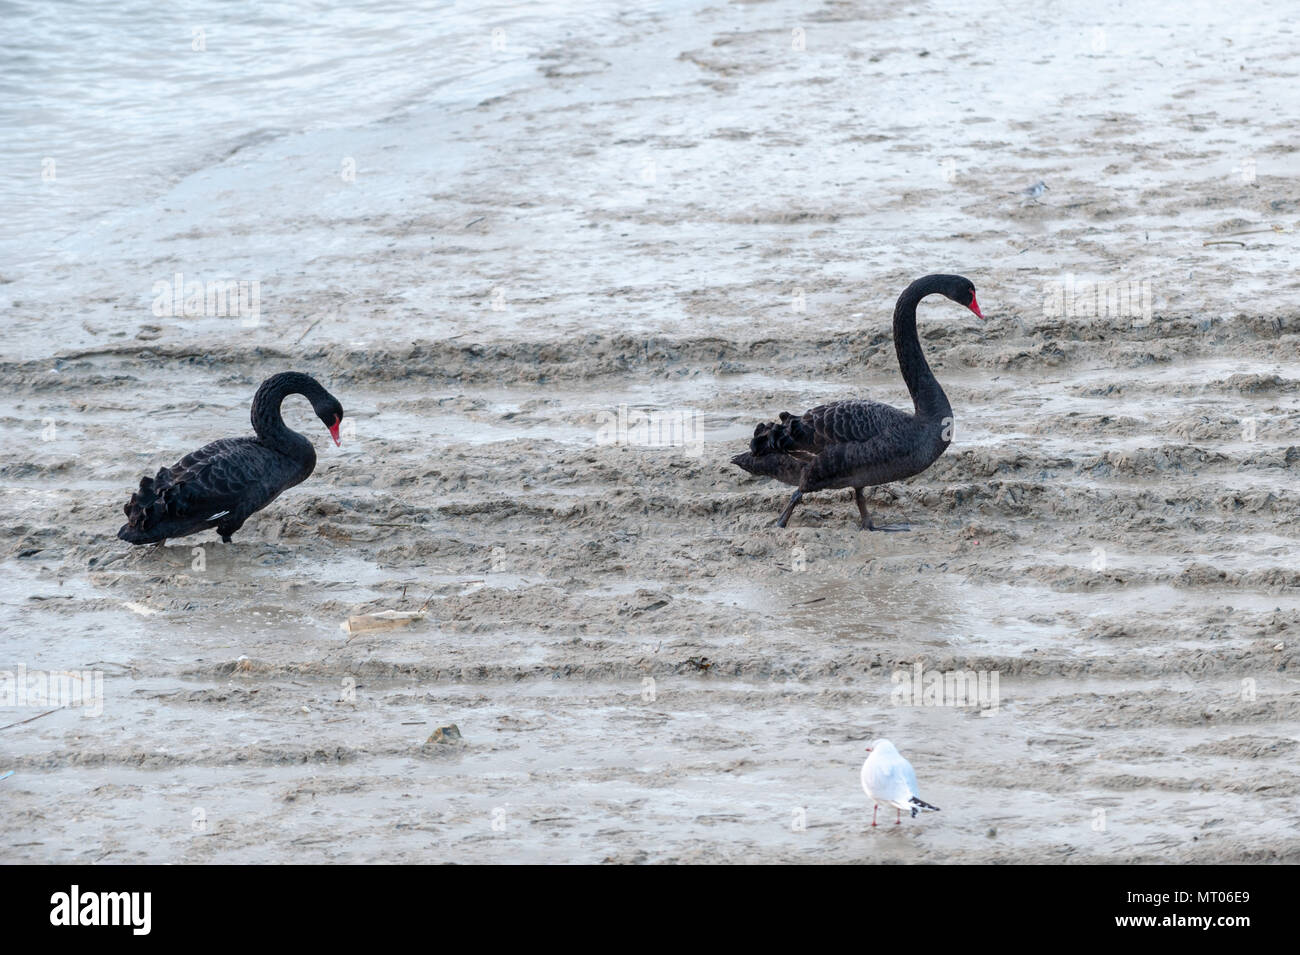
[
  {"xmin": 853, "ymin": 487, "xmax": 870, "ymax": 528},
  {"xmin": 856, "ymin": 487, "xmax": 910, "ymax": 533},
  {"xmin": 776, "ymin": 489, "xmax": 802, "ymax": 528},
  {"xmin": 216, "ymin": 511, "xmax": 248, "ymax": 543}
]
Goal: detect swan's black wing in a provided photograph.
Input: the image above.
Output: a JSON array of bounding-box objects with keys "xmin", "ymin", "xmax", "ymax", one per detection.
[
  {"xmin": 731, "ymin": 400, "xmax": 912, "ymax": 485},
  {"xmin": 118, "ymin": 438, "xmax": 311, "ymax": 544}
]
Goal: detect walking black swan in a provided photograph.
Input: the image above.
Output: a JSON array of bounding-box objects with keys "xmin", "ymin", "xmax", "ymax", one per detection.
[
  {"xmin": 118, "ymin": 372, "xmax": 344, "ymax": 545},
  {"xmin": 731, "ymin": 274, "xmax": 982, "ymax": 530}
]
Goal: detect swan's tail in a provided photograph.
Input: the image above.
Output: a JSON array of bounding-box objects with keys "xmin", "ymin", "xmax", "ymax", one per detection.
[
  {"xmin": 730, "ymin": 450, "xmax": 806, "ymax": 487},
  {"xmin": 731, "ymin": 413, "xmax": 816, "ymax": 487},
  {"xmin": 119, "ymin": 468, "xmax": 180, "ymax": 541},
  {"xmin": 748, "ymin": 412, "xmax": 815, "ymax": 456},
  {"xmin": 909, "ymin": 796, "xmax": 940, "ymax": 818}
]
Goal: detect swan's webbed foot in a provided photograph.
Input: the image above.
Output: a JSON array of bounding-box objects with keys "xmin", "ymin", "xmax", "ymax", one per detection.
[
  {"xmin": 854, "ymin": 487, "xmax": 910, "ymax": 532},
  {"xmin": 776, "ymin": 489, "xmax": 803, "ymax": 528}
]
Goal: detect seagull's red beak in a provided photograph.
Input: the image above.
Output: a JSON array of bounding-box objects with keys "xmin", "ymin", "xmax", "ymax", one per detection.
[
  {"xmin": 329, "ymin": 415, "xmax": 341, "ymax": 446},
  {"xmin": 969, "ymin": 294, "xmax": 984, "ymax": 320}
]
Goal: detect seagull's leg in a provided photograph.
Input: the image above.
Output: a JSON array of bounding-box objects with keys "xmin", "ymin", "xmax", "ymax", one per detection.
[
  {"xmin": 857, "ymin": 487, "xmax": 910, "ymax": 532},
  {"xmin": 871, "ymin": 804, "xmax": 878, "ymax": 827},
  {"xmin": 776, "ymin": 489, "xmax": 802, "ymax": 528},
  {"xmin": 896, "ymin": 808, "xmax": 902, "ymax": 825}
]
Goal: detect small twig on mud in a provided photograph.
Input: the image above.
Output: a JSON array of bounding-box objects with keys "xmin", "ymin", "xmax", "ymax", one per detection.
[
  {"xmin": 0, "ymin": 707, "xmax": 64, "ymax": 732},
  {"xmin": 295, "ymin": 317, "xmax": 323, "ymax": 344},
  {"xmin": 1225, "ymin": 225, "xmax": 1289, "ymax": 237}
]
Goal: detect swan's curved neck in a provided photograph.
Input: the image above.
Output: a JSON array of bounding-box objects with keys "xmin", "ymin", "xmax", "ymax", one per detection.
[
  {"xmin": 893, "ymin": 280, "xmax": 952, "ymax": 421},
  {"xmin": 251, "ymin": 372, "xmax": 324, "ymax": 450}
]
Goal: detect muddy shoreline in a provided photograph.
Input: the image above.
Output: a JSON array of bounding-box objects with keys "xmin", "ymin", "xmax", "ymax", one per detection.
[{"xmin": 4, "ymin": 0, "xmax": 1300, "ymax": 863}]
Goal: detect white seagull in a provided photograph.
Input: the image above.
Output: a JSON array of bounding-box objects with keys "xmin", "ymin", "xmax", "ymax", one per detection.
[{"xmin": 860, "ymin": 739, "xmax": 940, "ymax": 826}]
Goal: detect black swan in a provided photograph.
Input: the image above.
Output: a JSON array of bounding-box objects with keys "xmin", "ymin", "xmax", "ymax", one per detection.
[
  {"xmin": 118, "ymin": 372, "xmax": 344, "ymax": 545},
  {"xmin": 731, "ymin": 274, "xmax": 982, "ymax": 530}
]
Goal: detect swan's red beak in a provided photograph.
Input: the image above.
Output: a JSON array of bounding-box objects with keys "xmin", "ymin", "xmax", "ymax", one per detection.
[
  {"xmin": 329, "ymin": 416, "xmax": 341, "ymax": 446},
  {"xmin": 969, "ymin": 295, "xmax": 984, "ymax": 320}
]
